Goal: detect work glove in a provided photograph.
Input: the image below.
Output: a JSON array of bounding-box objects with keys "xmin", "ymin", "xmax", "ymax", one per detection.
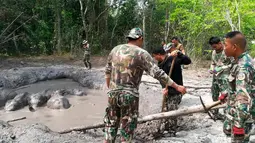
[
  {"xmin": 218, "ymin": 92, "xmax": 227, "ymax": 103},
  {"xmin": 232, "ymin": 126, "xmax": 245, "ymax": 142},
  {"xmin": 233, "ymin": 126, "xmax": 245, "ymax": 135}
]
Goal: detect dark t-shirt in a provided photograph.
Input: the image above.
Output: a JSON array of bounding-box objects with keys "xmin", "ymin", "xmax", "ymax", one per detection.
[{"xmin": 158, "ymin": 52, "xmax": 191, "ymax": 94}]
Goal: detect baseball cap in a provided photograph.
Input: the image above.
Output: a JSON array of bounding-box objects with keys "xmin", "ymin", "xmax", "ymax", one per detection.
[
  {"xmin": 82, "ymin": 40, "xmax": 88, "ymax": 44},
  {"xmin": 126, "ymin": 28, "xmax": 143, "ymax": 39},
  {"xmin": 164, "ymin": 43, "xmax": 174, "ymax": 51}
]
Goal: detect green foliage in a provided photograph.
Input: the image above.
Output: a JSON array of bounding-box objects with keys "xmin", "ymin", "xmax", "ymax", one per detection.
[
  {"xmin": 248, "ymin": 43, "xmax": 255, "ymax": 57},
  {"xmin": 0, "ymin": 0, "xmax": 254, "ymax": 58},
  {"xmin": 155, "ymin": 0, "xmax": 255, "ymax": 58}
]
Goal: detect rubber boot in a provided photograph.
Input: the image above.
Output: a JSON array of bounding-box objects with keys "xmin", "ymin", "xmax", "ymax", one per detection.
[
  {"xmin": 88, "ymin": 62, "xmax": 92, "ymax": 69},
  {"xmin": 231, "ymin": 135, "xmax": 245, "ymax": 143},
  {"xmin": 84, "ymin": 62, "xmax": 88, "ymax": 68}
]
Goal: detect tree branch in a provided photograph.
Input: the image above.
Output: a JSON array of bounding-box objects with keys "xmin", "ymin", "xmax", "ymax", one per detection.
[
  {"xmin": 0, "ymin": 34, "xmax": 21, "ymax": 46},
  {"xmin": 0, "ymin": 12, "xmax": 23, "ymax": 38},
  {"xmin": 235, "ymin": 0, "xmax": 241, "ymax": 31},
  {"xmin": 225, "ymin": 9, "xmax": 237, "ymax": 31},
  {"xmin": 3, "ymin": 15, "xmax": 36, "ymax": 41}
]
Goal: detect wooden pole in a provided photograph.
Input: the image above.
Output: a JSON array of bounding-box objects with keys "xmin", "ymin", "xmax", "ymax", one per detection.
[
  {"xmin": 161, "ymin": 56, "xmax": 176, "ymax": 112},
  {"xmin": 141, "ymin": 81, "xmax": 211, "ymax": 90},
  {"xmin": 58, "ymin": 101, "xmax": 225, "ymax": 134},
  {"xmin": 7, "ymin": 117, "xmax": 26, "ymax": 123}
]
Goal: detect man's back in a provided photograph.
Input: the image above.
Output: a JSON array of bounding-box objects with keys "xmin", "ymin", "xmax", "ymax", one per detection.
[{"xmin": 105, "ymin": 44, "xmax": 158, "ymax": 95}]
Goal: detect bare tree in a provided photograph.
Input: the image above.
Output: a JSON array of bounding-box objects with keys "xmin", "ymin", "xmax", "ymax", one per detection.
[
  {"xmin": 54, "ymin": 0, "xmax": 62, "ymax": 54},
  {"xmin": 235, "ymin": 0, "xmax": 241, "ymax": 31},
  {"xmin": 224, "ymin": 0, "xmax": 241, "ymax": 31},
  {"xmin": 79, "ymin": 0, "xmax": 89, "ymax": 40}
]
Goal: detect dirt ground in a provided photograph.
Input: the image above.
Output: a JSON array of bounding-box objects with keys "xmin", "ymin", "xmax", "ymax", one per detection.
[
  {"xmin": 0, "ymin": 55, "xmax": 107, "ymax": 70},
  {"xmin": 0, "ymin": 55, "xmax": 242, "ymax": 143},
  {"xmin": 0, "ymin": 54, "xmax": 211, "ymax": 70}
]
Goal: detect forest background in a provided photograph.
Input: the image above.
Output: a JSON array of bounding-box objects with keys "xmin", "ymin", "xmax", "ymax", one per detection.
[{"xmin": 0, "ymin": 0, "xmax": 254, "ymax": 60}]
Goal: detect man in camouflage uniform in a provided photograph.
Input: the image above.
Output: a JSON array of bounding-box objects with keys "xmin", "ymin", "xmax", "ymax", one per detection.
[
  {"xmin": 208, "ymin": 36, "xmax": 232, "ymax": 119},
  {"xmin": 219, "ymin": 31, "xmax": 255, "ymax": 143},
  {"xmin": 82, "ymin": 40, "xmax": 91, "ymax": 69},
  {"xmin": 104, "ymin": 28, "xmax": 187, "ymax": 143},
  {"xmin": 152, "ymin": 44, "xmax": 191, "ymax": 136}
]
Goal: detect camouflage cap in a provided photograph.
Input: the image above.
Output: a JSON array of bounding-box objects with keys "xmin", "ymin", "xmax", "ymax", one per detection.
[
  {"xmin": 164, "ymin": 43, "xmax": 174, "ymax": 51},
  {"xmin": 126, "ymin": 28, "xmax": 143, "ymax": 39},
  {"xmin": 82, "ymin": 40, "xmax": 88, "ymax": 44}
]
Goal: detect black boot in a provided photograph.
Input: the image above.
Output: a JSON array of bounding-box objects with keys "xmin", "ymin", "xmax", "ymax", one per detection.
[
  {"xmin": 231, "ymin": 135, "xmax": 245, "ymax": 143},
  {"xmin": 84, "ymin": 62, "xmax": 88, "ymax": 68},
  {"xmin": 88, "ymin": 62, "xmax": 92, "ymax": 69}
]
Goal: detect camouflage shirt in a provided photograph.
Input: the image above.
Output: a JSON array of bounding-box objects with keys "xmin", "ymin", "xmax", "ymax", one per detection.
[
  {"xmin": 105, "ymin": 44, "xmax": 174, "ymax": 97},
  {"xmin": 210, "ymin": 50, "xmax": 232, "ymax": 78},
  {"xmin": 83, "ymin": 44, "xmax": 90, "ymax": 55},
  {"xmin": 228, "ymin": 53, "xmax": 255, "ymax": 112}
]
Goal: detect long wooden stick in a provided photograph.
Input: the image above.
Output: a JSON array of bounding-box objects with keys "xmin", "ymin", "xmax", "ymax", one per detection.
[
  {"xmin": 141, "ymin": 81, "xmax": 211, "ymax": 90},
  {"xmin": 161, "ymin": 56, "xmax": 176, "ymax": 112},
  {"xmin": 7, "ymin": 117, "xmax": 26, "ymax": 123},
  {"xmin": 58, "ymin": 101, "xmax": 225, "ymax": 134}
]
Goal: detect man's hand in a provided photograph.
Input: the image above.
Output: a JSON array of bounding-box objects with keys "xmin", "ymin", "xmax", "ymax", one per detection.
[
  {"xmin": 105, "ymin": 77, "xmax": 111, "ymax": 88},
  {"xmin": 170, "ymin": 50, "xmax": 178, "ymax": 57},
  {"xmin": 209, "ymin": 69, "xmax": 216, "ymax": 74},
  {"xmin": 162, "ymin": 88, "xmax": 168, "ymax": 96},
  {"xmin": 170, "ymin": 83, "xmax": 186, "ymax": 95},
  {"xmin": 176, "ymin": 85, "xmax": 186, "ymax": 95}
]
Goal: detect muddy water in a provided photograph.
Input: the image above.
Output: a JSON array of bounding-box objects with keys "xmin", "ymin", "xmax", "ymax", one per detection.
[{"xmin": 0, "ymin": 79, "xmax": 107, "ymax": 132}]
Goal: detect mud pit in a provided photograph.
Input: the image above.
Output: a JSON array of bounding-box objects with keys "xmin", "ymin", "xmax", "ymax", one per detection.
[
  {"xmin": 0, "ymin": 79, "xmax": 107, "ymax": 131},
  {"xmin": 0, "ymin": 61, "xmax": 253, "ymax": 143}
]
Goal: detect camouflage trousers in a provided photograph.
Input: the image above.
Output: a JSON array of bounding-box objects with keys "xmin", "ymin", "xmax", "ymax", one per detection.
[
  {"xmin": 223, "ymin": 97, "xmax": 252, "ymax": 143},
  {"xmin": 83, "ymin": 53, "xmax": 91, "ymax": 69},
  {"xmin": 211, "ymin": 77, "xmax": 229, "ymax": 101},
  {"xmin": 162, "ymin": 94, "xmax": 182, "ymax": 134},
  {"xmin": 211, "ymin": 77, "xmax": 228, "ymax": 116},
  {"xmin": 103, "ymin": 90, "xmax": 139, "ymax": 143}
]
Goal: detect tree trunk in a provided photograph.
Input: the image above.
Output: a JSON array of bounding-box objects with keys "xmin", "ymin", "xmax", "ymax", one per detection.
[
  {"xmin": 235, "ymin": 0, "xmax": 241, "ymax": 31},
  {"xmin": 225, "ymin": 10, "xmax": 234, "ymax": 31},
  {"xmin": 110, "ymin": 15, "xmax": 118, "ymax": 48},
  {"xmin": 57, "ymin": 9, "xmax": 61, "ymax": 54},
  {"xmin": 54, "ymin": 0, "xmax": 62, "ymax": 54},
  {"xmin": 79, "ymin": 0, "xmax": 89, "ymax": 40},
  {"xmin": 143, "ymin": 11, "xmax": 146, "ymax": 49},
  {"xmin": 148, "ymin": 1, "xmax": 154, "ymax": 52},
  {"xmin": 13, "ymin": 32, "xmax": 20, "ymax": 56},
  {"xmin": 164, "ymin": 7, "xmax": 169, "ymax": 42}
]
